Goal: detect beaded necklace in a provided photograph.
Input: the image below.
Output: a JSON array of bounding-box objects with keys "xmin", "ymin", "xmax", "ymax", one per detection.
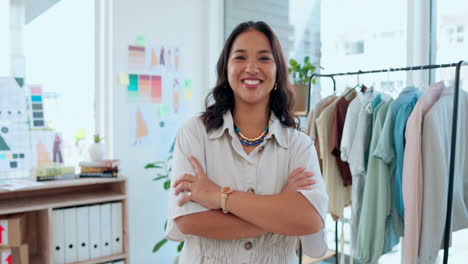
[{"xmin": 234, "ymin": 125, "xmax": 269, "ymax": 146}]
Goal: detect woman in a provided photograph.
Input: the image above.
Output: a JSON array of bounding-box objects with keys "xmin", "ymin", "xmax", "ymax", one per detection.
[{"xmin": 166, "ymin": 21, "xmax": 328, "ymax": 263}]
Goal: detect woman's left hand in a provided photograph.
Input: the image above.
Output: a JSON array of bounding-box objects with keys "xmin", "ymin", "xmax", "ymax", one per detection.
[{"xmin": 173, "ymin": 155, "xmax": 222, "ymax": 209}]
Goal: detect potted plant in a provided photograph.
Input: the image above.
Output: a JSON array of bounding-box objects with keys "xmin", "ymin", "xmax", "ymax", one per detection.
[
  {"xmin": 288, "ymin": 56, "xmax": 319, "ymax": 115},
  {"xmin": 145, "ymin": 140, "xmax": 184, "ymax": 263},
  {"xmin": 88, "ymin": 134, "xmax": 105, "ymax": 161}
]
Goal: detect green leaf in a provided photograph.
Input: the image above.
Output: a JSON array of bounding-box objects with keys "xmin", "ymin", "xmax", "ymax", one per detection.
[
  {"xmin": 153, "ymin": 175, "xmax": 169, "ymax": 181},
  {"xmin": 153, "ymin": 238, "xmax": 168, "ymax": 253},
  {"xmin": 145, "ymin": 163, "xmax": 163, "ymax": 169},
  {"xmin": 304, "ymin": 56, "xmax": 310, "ymax": 64},
  {"xmin": 164, "ymin": 180, "xmax": 171, "ymax": 190},
  {"xmin": 177, "ymin": 241, "xmax": 185, "ymax": 252},
  {"xmin": 312, "ymin": 78, "xmax": 317, "ymax": 85}
]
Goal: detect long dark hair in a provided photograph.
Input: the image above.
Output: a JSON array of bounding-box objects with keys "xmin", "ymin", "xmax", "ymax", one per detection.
[{"xmin": 201, "ymin": 21, "xmax": 297, "ymax": 132}]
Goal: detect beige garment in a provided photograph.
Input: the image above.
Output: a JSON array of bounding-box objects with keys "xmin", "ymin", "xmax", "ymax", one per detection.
[
  {"xmin": 311, "ymin": 96, "xmax": 337, "ymax": 170},
  {"xmin": 402, "ymin": 82, "xmax": 444, "ymax": 264},
  {"xmin": 316, "ymin": 97, "xmax": 352, "ymax": 219}
]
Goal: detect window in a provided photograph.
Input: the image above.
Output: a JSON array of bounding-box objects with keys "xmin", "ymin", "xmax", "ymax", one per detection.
[
  {"xmin": 320, "ymin": 0, "xmax": 408, "ymax": 98},
  {"xmin": 344, "ymin": 40, "xmax": 365, "ymax": 55},
  {"xmin": 0, "ymin": 0, "xmax": 95, "ymax": 178}
]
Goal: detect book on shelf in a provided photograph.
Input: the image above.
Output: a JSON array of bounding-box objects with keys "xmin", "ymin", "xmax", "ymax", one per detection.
[
  {"xmin": 78, "ymin": 159, "xmax": 119, "ymax": 168},
  {"xmin": 79, "ymin": 171, "xmax": 118, "ymax": 178},
  {"xmin": 35, "ymin": 166, "xmax": 77, "ymax": 181}
]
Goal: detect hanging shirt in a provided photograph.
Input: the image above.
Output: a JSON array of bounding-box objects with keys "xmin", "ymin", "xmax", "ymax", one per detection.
[
  {"xmin": 340, "ymin": 90, "xmax": 376, "ymax": 254},
  {"xmin": 373, "ymin": 86, "xmax": 421, "ymax": 236},
  {"xmin": 308, "ymin": 96, "xmax": 337, "ymax": 171},
  {"xmin": 419, "ymin": 87, "xmax": 468, "ymax": 264},
  {"xmin": 165, "ymin": 111, "xmax": 329, "ymax": 264},
  {"xmin": 316, "ymin": 97, "xmax": 352, "ymax": 219},
  {"xmin": 401, "ymin": 81, "xmax": 444, "ymax": 264},
  {"xmin": 348, "ymin": 91, "xmax": 379, "ymax": 177},
  {"xmin": 394, "ymin": 90, "xmax": 423, "ymax": 218},
  {"xmin": 356, "ymin": 99, "xmax": 399, "ymax": 264},
  {"xmin": 364, "ymin": 94, "xmax": 383, "ymax": 168},
  {"xmin": 331, "ymin": 92, "xmax": 356, "ymax": 186}
]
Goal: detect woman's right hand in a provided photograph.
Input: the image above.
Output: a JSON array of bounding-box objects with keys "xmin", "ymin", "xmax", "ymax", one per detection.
[{"xmin": 282, "ymin": 167, "xmax": 316, "ymax": 193}]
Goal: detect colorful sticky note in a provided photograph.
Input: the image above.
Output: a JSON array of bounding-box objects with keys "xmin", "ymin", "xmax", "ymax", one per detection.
[
  {"xmin": 119, "ymin": 73, "xmax": 129, "ymax": 85},
  {"xmin": 159, "ymin": 105, "xmax": 170, "ymax": 118},
  {"xmin": 184, "ymin": 79, "xmax": 192, "ymax": 90},
  {"xmin": 184, "ymin": 89, "xmax": 193, "ymax": 101},
  {"xmin": 136, "ymin": 35, "xmax": 146, "ymax": 46}
]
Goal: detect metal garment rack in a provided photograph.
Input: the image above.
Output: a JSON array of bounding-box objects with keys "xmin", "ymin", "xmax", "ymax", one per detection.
[{"xmin": 301, "ymin": 61, "xmax": 466, "ymax": 264}]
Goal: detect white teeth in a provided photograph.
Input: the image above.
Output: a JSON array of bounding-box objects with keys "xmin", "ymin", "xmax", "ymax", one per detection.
[{"xmin": 243, "ymin": 79, "xmax": 261, "ymax": 85}]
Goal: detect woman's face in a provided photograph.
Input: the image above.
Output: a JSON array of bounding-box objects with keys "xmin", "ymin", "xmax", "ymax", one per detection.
[{"xmin": 227, "ymin": 30, "xmax": 277, "ymax": 108}]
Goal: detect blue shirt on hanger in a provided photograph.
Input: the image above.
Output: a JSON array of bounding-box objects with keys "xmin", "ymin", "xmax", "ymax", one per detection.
[{"xmin": 394, "ymin": 90, "xmax": 423, "ymax": 218}]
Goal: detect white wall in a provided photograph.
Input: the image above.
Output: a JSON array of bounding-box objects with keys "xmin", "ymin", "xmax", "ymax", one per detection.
[{"xmin": 100, "ymin": 0, "xmax": 223, "ymax": 263}]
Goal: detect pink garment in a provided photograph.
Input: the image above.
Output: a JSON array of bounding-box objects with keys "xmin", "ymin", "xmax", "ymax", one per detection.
[{"xmin": 402, "ymin": 81, "xmax": 444, "ymax": 264}]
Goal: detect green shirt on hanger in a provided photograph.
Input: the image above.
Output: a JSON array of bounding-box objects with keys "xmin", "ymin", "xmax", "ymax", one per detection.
[{"xmin": 356, "ymin": 99, "xmax": 399, "ymax": 264}]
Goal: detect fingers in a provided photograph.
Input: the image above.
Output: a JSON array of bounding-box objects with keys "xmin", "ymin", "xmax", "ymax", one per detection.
[
  {"xmin": 173, "ymin": 173, "xmax": 197, "ymax": 187},
  {"xmin": 174, "ymin": 182, "xmax": 191, "ymax": 196},
  {"xmin": 188, "ymin": 156, "xmax": 205, "ymax": 177},
  {"xmin": 178, "ymin": 193, "xmax": 192, "ymax": 207},
  {"xmin": 288, "ymin": 167, "xmax": 306, "ymax": 180},
  {"xmin": 297, "ymin": 178, "xmax": 316, "ymax": 188},
  {"xmin": 290, "ymin": 171, "xmax": 314, "ymax": 185}
]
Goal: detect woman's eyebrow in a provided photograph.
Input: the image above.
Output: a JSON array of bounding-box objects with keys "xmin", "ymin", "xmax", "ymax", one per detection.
[
  {"xmin": 258, "ymin": 50, "xmax": 272, "ymax": 54},
  {"xmin": 232, "ymin": 49, "xmax": 247, "ymax": 54}
]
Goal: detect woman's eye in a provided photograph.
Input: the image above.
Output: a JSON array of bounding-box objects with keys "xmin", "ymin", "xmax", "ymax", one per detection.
[
  {"xmin": 260, "ymin": 57, "xmax": 272, "ymax": 61},
  {"xmin": 234, "ymin": 56, "xmax": 246, "ymax": 60}
]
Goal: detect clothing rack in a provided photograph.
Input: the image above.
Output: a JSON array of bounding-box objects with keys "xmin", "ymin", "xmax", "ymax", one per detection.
[{"xmin": 303, "ymin": 61, "xmax": 466, "ymax": 264}]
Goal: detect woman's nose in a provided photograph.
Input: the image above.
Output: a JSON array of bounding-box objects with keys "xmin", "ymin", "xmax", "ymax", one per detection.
[{"xmin": 245, "ymin": 59, "xmax": 259, "ymax": 74}]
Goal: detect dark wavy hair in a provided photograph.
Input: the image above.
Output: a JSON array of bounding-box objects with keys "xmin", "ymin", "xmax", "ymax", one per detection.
[{"xmin": 201, "ymin": 21, "xmax": 298, "ymax": 132}]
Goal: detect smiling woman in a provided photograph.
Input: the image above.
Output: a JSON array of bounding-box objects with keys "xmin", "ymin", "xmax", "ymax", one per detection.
[{"xmin": 164, "ymin": 21, "xmax": 329, "ymax": 264}]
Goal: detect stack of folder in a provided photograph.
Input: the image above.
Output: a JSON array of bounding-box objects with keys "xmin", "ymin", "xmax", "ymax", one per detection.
[
  {"xmin": 79, "ymin": 160, "xmax": 119, "ymax": 178},
  {"xmin": 52, "ymin": 202, "xmax": 123, "ymax": 262}
]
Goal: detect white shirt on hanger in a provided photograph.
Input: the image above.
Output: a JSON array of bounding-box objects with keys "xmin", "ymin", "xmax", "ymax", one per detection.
[{"xmin": 420, "ymin": 87, "xmax": 468, "ymax": 263}]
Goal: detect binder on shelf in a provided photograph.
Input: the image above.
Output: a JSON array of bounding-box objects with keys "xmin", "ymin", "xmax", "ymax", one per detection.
[
  {"xmin": 63, "ymin": 208, "xmax": 78, "ymax": 263},
  {"xmin": 89, "ymin": 205, "xmax": 101, "ymax": 259},
  {"xmin": 52, "ymin": 209, "xmax": 65, "ymax": 264},
  {"xmin": 111, "ymin": 202, "xmax": 123, "ymax": 254},
  {"xmin": 76, "ymin": 206, "xmax": 90, "ymax": 261},
  {"xmin": 100, "ymin": 203, "xmax": 112, "ymax": 256}
]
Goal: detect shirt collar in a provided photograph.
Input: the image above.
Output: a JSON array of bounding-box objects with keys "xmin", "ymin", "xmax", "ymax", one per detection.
[{"xmin": 207, "ymin": 110, "xmax": 289, "ymax": 149}]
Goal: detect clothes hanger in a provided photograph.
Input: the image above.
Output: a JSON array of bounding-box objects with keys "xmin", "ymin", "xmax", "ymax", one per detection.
[{"xmin": 343, "ymin": 71, "xmax": 363, "ymax": 97}]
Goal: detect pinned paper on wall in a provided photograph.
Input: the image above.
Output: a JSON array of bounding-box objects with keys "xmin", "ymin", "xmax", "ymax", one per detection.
[
  {"xmin": 126, "ymin": 74, "xmax": 162, "ymax": 103},
  {"xmin": 128, "ymin": 45, "xmax": 146, "ymax": 71},
  {"xmin": 0, "ymin": 77, "xmax": 32, "ymax": 177},
  {"xmin": 29, "ymin": 85, "xmax": 45, "ymax": 128},
  {"xmin": 151, "ymin": 76, "xmax": 162, "ymax": 103},
  {"xmin": 127, "ymin": 74, "xmax": 139, "ymax": 101},
  {"xmin": 151, "ymin": 47, "xmax": 158, "ymax": 66},
  {"xmin": 129, "ymin": 105, "xmax": 157, "ymax": 147},
  {"xmin": 184, "ymin": 79, "xmax": 192, "ymax": 90},
  {"xmin": 135, "ymin": 35, "xmax": 146, "ymax": 46},
  {"xmin": 30, "ymin": 130, "xmax": 64, "ymax": 167},
  {"xmin": 184, "ymin": 89, "xmax": 193, "ymax": 100},
  {"xmin": 174, "ymin": 48, "xmax": 180, "ymax": 72},
  {"xmin": 119, "ymin": 73, "xmax": 129, "ymax": 86},
  {"xmin": 159, "ymin": 105, "xmax": 170, "ymax": 118}
]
